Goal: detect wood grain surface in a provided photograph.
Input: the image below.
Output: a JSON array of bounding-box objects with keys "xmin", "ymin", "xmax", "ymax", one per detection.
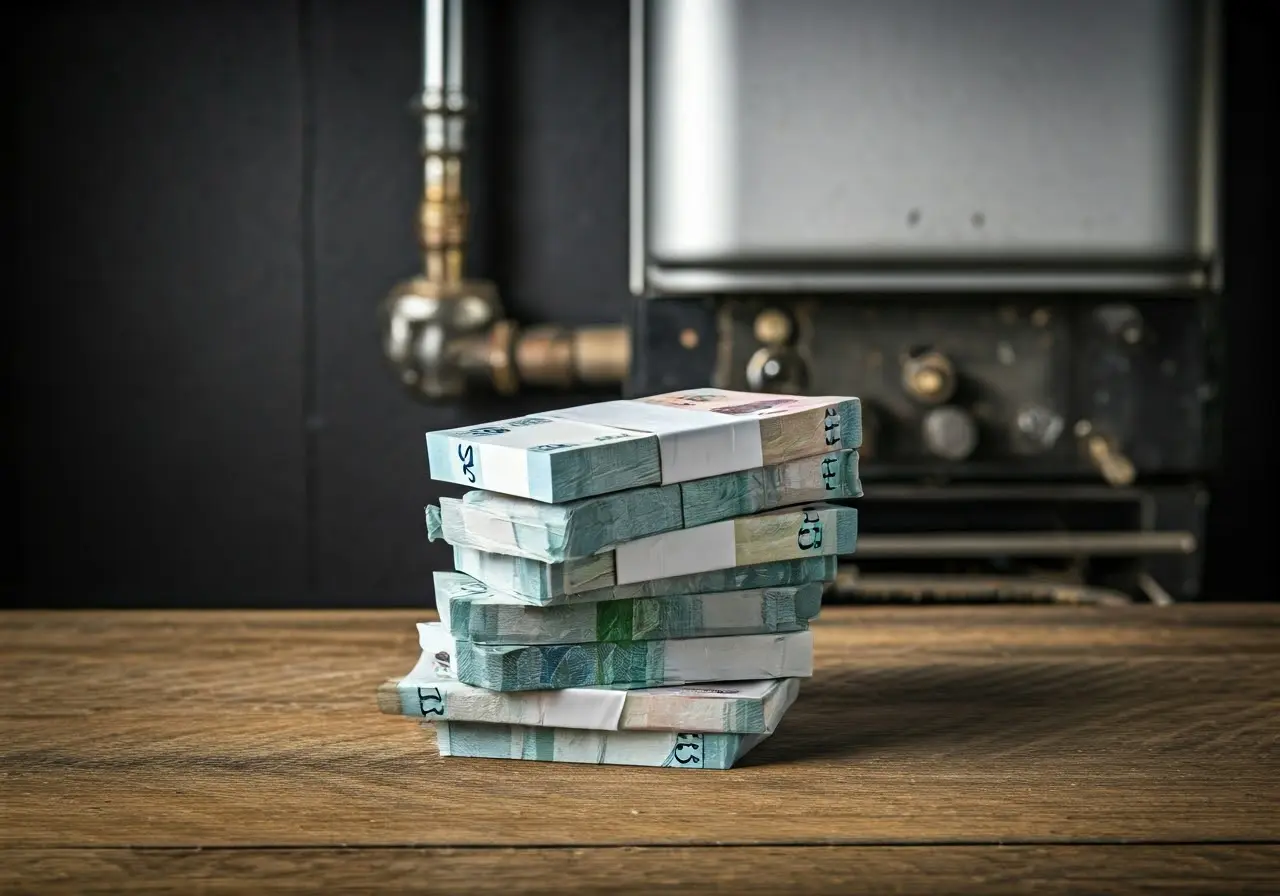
[
  {"xmin": 1, "ymin": 605, "xmax": 1277, "ymax": 892},
  {"xmin": 6, "ymin": 845, "xmax": 1279, "ymax": 895}
]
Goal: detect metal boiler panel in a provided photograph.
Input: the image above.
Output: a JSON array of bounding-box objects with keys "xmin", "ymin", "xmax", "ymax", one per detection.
[{"xmin": 633, "ymin": 0, "xmax": 1218, "ymax": 294}]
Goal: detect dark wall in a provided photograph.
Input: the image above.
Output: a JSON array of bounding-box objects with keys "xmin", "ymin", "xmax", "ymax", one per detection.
[{"xmin": 9, "ymin": 1, "xmax": 1275, "ymax": 607}]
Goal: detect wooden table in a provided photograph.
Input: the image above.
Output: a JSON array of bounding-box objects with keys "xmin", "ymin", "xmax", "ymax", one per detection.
[{"xmin": 1, "ymin": 606, "xmax": 1277, "ymax": 894}]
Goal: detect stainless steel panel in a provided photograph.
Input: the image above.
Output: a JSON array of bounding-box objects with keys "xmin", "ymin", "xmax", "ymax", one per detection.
[{"xmin": 635, "ymin": 0, "xmax": 1219, "ymax": 294}]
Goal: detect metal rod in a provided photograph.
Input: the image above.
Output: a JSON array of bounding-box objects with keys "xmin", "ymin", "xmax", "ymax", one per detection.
[
  {"xmin": 832, "ymin": 573, "xmax": 1134, "ymax": 606},
  {"xmin": 857, "ymin": 484, "xmax": 1147, "ymax": 502},
  {"xmin": 445, "ymin": 0, "xmax": 464, "ymax": 96},
  {"xmin": 852, "ymin": 531, "xmax": 1197, "ymax": 559},
  {"xmin": 420, "ymin": 0, "xmax": 467, "ymax": 284},
  {"xmin": 1137, "ymin": 572, "xmax": 1176, "ymax": 607},
  {"xmin": 424, "ymin": 0, "xmax": 444, "ymax": 102}
]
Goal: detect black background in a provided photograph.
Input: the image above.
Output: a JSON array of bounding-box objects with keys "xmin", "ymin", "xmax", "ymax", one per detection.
[{"xmin": 9, "ymin": 0, "xmax": 1276, "ymax": 608}]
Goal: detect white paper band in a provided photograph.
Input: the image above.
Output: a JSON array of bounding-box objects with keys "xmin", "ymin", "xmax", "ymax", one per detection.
[
  {"xmin": 521, "ymin": 689, "xmax": 628, "ymax": 730},
  {"xmin": 612, "ymin": 520, "xmax": 737, "ymax": 584},
  {"xmin": 547, "ymin": 401, "xmax": 764, "ymax": 484}
]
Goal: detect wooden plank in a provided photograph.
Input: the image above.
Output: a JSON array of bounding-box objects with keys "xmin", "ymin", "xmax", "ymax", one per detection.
[
  {"xmin": 10, "ymin": 4, "xmax": 309, "ymax": 608},
  {"xmin": 4, "ymin": 845, "xmax": 1279, "ymax": 894},
  {"xmin": 0, "ymin": 607, "xmax": 1276, "ymax": 848}
]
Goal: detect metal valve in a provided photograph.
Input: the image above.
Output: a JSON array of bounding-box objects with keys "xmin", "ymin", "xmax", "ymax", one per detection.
[{"xmin": 922, "ymin": 406, "xmax": 979, "ymax": 461}]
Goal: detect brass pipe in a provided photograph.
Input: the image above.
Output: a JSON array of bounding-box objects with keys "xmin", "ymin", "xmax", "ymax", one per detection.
[
  {"xmin": 515, "ymin": 325, "xmax": 632, "ymax": 390},
  {"xmin": 378, "ymin": 0, "xmax": 630, "ymax": 401}
]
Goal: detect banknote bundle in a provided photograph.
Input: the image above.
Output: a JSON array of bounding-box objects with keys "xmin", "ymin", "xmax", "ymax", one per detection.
[{"xmin": 378, "ymin": 388, "xmax": 863, "ymax": 769}]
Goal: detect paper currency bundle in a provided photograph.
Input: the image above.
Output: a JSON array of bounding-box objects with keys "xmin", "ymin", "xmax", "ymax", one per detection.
[{"xmin": 379, "ymin": 389, "xmax": 863, "ymax": 769}]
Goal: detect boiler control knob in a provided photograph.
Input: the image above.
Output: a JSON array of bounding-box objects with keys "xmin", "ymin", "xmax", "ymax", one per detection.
[
  {"xmin": 922, "ymin": 406, "xmax": 978, "ymax": 461},
  {"xmin": 1076, "ymin": 422, "xmax": 1137, "ymax": 488},
  {"xmin": 745, "ymin": 346, "xmax": 810, "ymax": 394},
  {"xmin": 902, "ymin": 350, "xmax": 957, "ymax": 405}
]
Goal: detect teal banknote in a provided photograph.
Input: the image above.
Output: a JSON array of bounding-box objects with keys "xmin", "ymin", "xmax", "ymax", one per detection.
[
  {"xmin": 450, "ymin": 553, "xmax": 837, "ymax": 607},
  {"xmin": 419, "ymin": 622, "xmax": 814, "ymax": 691},
  {"xmin": 432, "ymin": 722, "xmax": 770, "ymax": 769},
  {"xmin": 425, "ymin": 449, "xmax": 861, "ymax": 563},
  {"xmin": 379, "ymin": 648, "xmax": 801, "ymax": 733},
  {"xmin": 434, "ymin": 571, "xmax": 822, "ymax": 645},
  {"xmin": 426, "ymin": 390, "xmax": 862, "ymax": 503},
  {"xmin": 452, "ymin": 504, "xmax": 856, "ymax": 604}
]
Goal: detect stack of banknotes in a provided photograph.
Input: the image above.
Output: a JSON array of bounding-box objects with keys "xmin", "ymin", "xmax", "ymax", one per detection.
[{"xmin": 377, "ymin": 388, "xmax": 863, "ymax": 769}]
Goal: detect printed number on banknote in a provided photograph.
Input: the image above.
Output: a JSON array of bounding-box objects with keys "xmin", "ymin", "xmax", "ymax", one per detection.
[
  {"xmin": 820, "ymin": 454, "xmax": 839, "ymax": 491},
  {"xmin": 797, "ymin": 508, "xmax": 824, "ymax": 551},
  {"xmin": 672, "ymin": 733, "xmax": 703, "ymax": 766},
  {"xmin": 418, "ymin": 687, "xmax": 444, "ymax": 717},
  {"xmin": 823, "ymin": 407, "xmax": 840, "ymax": 446}
]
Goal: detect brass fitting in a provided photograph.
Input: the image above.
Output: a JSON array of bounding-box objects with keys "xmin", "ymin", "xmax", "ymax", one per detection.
[
  {"xmin": 513, "ymin": 324, "xmax": 632, "ymax": 392},
  {"xmin": 419, "ymin": 156, "xmax": 468, "ymax": 285},
  {"xmin": 902, "ymin": 350, "xmax": 957, "ymax": 405},
  {"xmin": 753, "ymin": 308, "xmax": 794, "ymax": 345},
  {"xmin": 380, "ymin": 278, "xmax": 631, "ymax": 400},
  {"xmin": 378, "ymin": 276, "xmax": 504, "ymax": 399}
]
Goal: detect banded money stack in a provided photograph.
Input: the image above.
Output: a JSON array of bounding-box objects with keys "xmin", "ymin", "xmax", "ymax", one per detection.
[{"xmin": 378, "ymin": 389, "xmax": 863, "ymax": 769}]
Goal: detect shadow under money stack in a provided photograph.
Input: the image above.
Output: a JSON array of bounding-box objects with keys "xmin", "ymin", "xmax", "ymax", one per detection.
[{"xmin": 378, "ymin": 389, "xmax": 863, "ymax": 769}]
